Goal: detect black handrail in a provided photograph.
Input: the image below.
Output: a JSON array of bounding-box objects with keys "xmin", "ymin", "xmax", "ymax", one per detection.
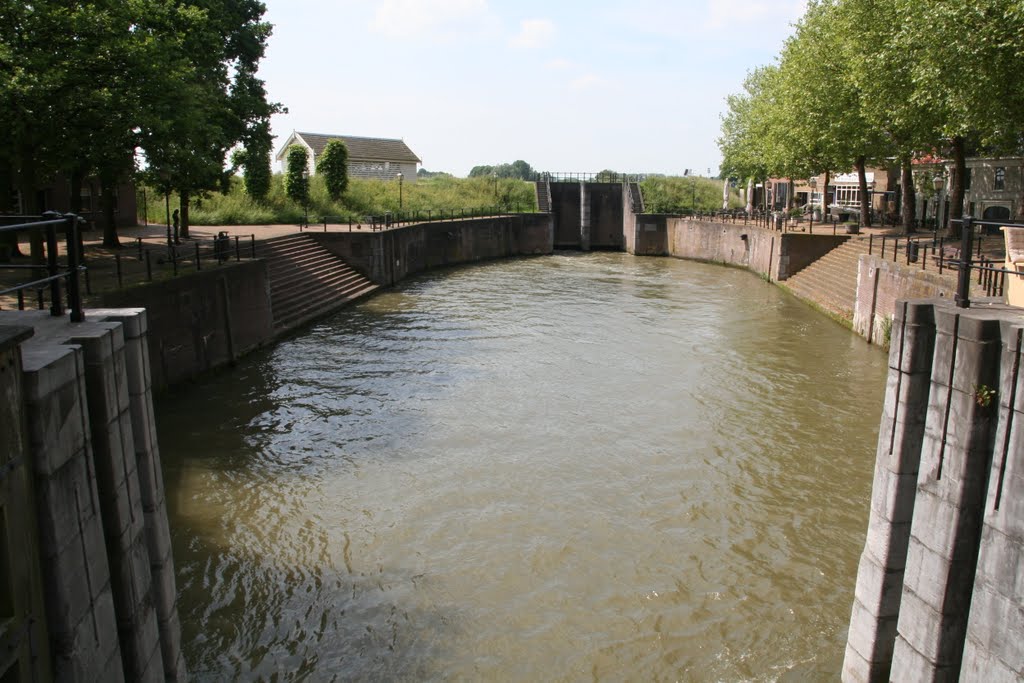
[{"xmin": 0, "ymin": 213, "xmax": 84, "ymax": 321}]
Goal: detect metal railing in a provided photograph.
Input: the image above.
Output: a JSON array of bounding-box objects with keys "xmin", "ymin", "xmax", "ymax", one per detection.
[
  {"xmin": 0, "ymin": 212, "xmax": 84, "ymax": 321},
  {"xmin": 314, "ymin": 205, "xmax": 530, "ymax": 232},
  {"xmin": 864, "ymin": 217, "xmax": 1011, "ymax": 303},
  {"xmin": 102, "ymin": 233, "xmax": 256, "ymax": 288},
  {"xmin": 533, "ymin": 172, "xmax": 647, "ymax": 183}
]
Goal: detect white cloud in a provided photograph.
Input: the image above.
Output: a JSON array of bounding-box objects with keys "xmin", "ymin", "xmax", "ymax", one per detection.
[
  {"xmin": 569, "ymin": 73, "xmax": 605, "ymax": 91},
  {"xmin": 371, "ymin": 0, "xmax": 489, "ymax": 40},
  {"xmin": 545, "ymin": 58, "xmax": 573, "ymax": 70},
  {"xmin": 704, "ymin": 0, "xmax": 806, "ymax": 29},
  {"xmin": 509, "ymin": 18, "xmax": 555, "ymax": 49}
]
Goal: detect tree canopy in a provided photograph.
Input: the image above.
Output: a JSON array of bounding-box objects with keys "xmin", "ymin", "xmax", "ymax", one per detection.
[
  {"xmin": 0, "ymin": 0, "xmax": 283, "ymax": 245},
  {"xmin": 316, "ymin": 139, "xmax": 349, "ymax": 201},
  {"xmin": 469, "ymin": 160, "xmax": 537, "ymax": 180},
  {"xmin": 717, "ymin": 0, "xmax": 1024, "ymax": 230}
]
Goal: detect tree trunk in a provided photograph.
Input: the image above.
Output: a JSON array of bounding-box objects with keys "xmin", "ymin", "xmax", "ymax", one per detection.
[
  {"xmin": 18, "ymin": 159, "xmax": 44, "ymax": 270},
  {"xmin": 100, "ymin": 173, "xmax": 120, "ymax": 248},
  {"xmin": 786, "ymin": 178, "xmax": 794, "ymax": 210},
  {"xmin": 69, "ymin": 169, "xmax": 83, "ymax": 214},
  {"xmin": 0, "ymin": 159, "xmax": 22, "ymax": 259},
  {"xmin": 949, "ymin": 136, "xmax": 966, "ymax": 238},
  {"xmin": 180, "ymin": 190, "xmax": 191, "ymax": 239},
  {"xmin": 901, "ymin": 155, "xmax": 917, "ymax": 233},
  {"xmin": 856, "ymin": 156, "xmax": 871, "ymax": 228},
  {"xmin": 745, "ymin": 178, "xmax": 753, "ymax": 214},
  {"xmin": 822, "ymin": 170, "xmax": 830, "ymax": 218}
]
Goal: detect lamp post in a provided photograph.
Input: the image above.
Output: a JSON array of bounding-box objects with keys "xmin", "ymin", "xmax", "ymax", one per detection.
[
  {"xmin": 932, "ymin": 173, "xmax": 944, "ymax": 234},
  {"xmin": 397, "ymin": 172, "xmax": 404, "ymax": 210}
]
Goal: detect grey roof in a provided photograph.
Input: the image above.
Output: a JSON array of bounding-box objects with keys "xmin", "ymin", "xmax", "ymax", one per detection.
[{"xmin": 296, "ymin": 132, "xmax": 420, "ymax": 163}]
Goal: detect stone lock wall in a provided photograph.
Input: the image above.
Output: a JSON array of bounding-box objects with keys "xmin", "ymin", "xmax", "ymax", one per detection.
[
  {"xmin": 0, "ymin": 309, "xmax": 185, "ymax": 682},
  {"xmin": 313, "ymin": 214, "xmax": 554, "ymax": 287},
  {"xmin": 843, "ymin": 299, "xmax": 1024, "ymax": 682}
]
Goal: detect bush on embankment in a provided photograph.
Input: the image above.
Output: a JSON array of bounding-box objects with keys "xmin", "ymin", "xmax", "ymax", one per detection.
[
  {"xmin": 640, "ymin": 176, "xmax": 745, "ymax": 214},
  {"xmin": 138, "ymin": 174, "xmax": 539, "ymax": 225}
]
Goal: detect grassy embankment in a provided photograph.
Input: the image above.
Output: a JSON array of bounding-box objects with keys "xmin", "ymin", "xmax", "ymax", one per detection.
[
  {"xmin": 639, "ymin": 176, "xmax": 745, "ymax": 214},
  {"xmin": 139, "ymin": 174, "xmax": 539, "ymax": 225},
  {"xmin": 138, "ymin": 174, "xmax": 743, "ymax": 225}
]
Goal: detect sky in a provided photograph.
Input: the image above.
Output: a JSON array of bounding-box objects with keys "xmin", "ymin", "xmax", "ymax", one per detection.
[{"xmin": 260, "ymin": 0, "xmax": 808, "ymax": 178}]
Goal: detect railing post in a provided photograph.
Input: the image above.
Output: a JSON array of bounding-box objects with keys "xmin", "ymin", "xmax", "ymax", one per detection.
[
  {"xmin": 235, "ymin": 235, "xmax": 241, "ymax": 261},
  {"xmin": 250, "ymin": 234, "xmax": 256, "ymax": 259},
  {"xmin": 116, "ymin": 253, "xmax": 123, "ymax": 287},
  {"xmin": 955, "ymin": 216, "xmax": 974, "ymax": 308},
  {"xmin": 64, "ymin": 213, "xmax": 83, "ymax": 322},
  {"xmin": 194, "ymin": 242, "xmax": 201, "ymax": 270},
  {"xmin": 43, "ymin": 213, "xmax": 63, "ymax": 316},
  {"xmin": 171, "ymin": 245, "xmax": 178, "ymax": 275},
  {"xmin": 146, "ymin": 249, "xmax": 153, "ymax": 281},
  {"xmin": 869, "ymin": 234, "xmax": 873, "ymax": 255}
]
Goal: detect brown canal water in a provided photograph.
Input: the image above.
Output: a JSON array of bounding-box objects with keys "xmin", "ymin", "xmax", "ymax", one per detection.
[{"xmin": 157, "ymin": 252, "xmax": 889, "ymax": 681}]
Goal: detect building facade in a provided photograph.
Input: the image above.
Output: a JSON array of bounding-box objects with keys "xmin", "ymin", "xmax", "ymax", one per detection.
[{"xmin": 275, "ymin": 132, "xmax": 421, "ymax": 183}]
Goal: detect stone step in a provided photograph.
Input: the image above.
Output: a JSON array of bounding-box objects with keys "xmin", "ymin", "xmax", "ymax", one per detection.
[
  {"xmin": 257, "ymin": 233, "xmax": 378, "ymax": 329},
  {"xmin": 273, "ymin": 283, "xmax": 379, "ymax": 330},
  {"xmin": 271, "ymin": 269, "xmax": 366, "ymax": 304}
]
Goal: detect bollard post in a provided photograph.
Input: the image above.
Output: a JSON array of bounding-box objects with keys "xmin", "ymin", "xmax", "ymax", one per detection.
[
  {"xmin": 145, "ymin": 249, "xmax": 152, "ymax": 281},
  {"xmin": 137, "ymin": 237, "xmax": 143, "ymax": 260},
  {"xmin": 869, "ymin": 234, "xmax": 873, "ymax": 255},
  {"xmin": 194, "ymin": 241, "xmax": 201, "ymax": 270},
  {"xmin": 116, "ymin": 253, "xmax": 123, "ymax": 287},
  {"xmin": 235, "ymin": 235, "xmax": 241, "ymax": 261},
  {"xmin": 250, "ymin": 234, "xmax": 256, "ymax": 258}
]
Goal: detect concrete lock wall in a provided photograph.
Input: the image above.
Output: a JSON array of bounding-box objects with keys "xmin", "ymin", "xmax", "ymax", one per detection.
[
  {"xmin": 99, "ymin": 259, "xmax": 274, "ymax": 392},
  {"xmin": 854, "ymin": 255, "xmax": 962, "ymax": 347},
  {"xmin": 0, "ymin": 325, "xmax": 53, "ymax": 682},
  {"xmin": 843, "ymin": 299, "xmax": 1024, "ymax": 682},
  {"xmin": 663, "ymin": 218, "xmax": 847, "ymax": 282},
  {"xmin": 551, "ymin": 183, "xmax": 582, "ymax": 248},
  {"xmin": 0, "ymin": 309, "xmax": 185, "ymax": 682},
  {"xmin": 314, "ymin": 214, "xmax": 554, "ymax": 287}
]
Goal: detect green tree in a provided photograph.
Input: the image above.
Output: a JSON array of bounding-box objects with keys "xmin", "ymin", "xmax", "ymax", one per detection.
[
  {"xmin": 316, "ymin": 139, "xmax": 349, "ymax": 201},
  {"xmin": 285, "ymin": 145, "xmax": 310, "ymax": 208},
  {"xmin": 894, "ymin": 0, "xmax": 1024, "ymax": 230}
]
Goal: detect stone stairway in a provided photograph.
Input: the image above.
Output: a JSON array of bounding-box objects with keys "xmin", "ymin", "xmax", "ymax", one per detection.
[
  {"xmin": 535, "ymin": 181, "xmax": 552, "ymax": 212},
  {"xmin": 782, "ymin": 236, "xmax": 872, "ymax": 320},
  {"xmin": 255, "ymin": 233, "xmax": 379, "ymax": 331}
]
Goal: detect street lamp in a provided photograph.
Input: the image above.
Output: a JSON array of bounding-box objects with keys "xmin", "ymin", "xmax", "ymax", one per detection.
[
  {"xmin": 932, "ymin": 173, "xmax": 944, "ymax": 232},
  {"xmin": 397, "ymin": 172, "xmax": 404, "ymax": 210}
]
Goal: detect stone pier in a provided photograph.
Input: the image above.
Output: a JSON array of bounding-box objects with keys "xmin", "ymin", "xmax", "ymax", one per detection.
[
  {"xmin": 843, "ymin": 299, "xmax": 1024, "ymax": 682},
  {"xmin": 0, "ymin": 309, "xmax": 184, "ymax": 682}
]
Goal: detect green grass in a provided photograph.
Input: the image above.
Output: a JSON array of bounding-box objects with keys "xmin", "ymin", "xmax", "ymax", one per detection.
[
  {"xmin": 640, "ymin": 176, "xmax": 745, "ymax": 214},
  {"xmin": 139, "ymin": 174, "xmax": 538, "ymax": 225}
]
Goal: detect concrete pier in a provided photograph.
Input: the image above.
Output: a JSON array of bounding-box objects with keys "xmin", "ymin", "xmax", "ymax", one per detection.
[
  {"xmin": 844, "ymin": 299, "xmax": 1024, "ymax": 682},
  {"xmin": 0, "ymin": 309, "xmax": 184, "ymax": 682}
]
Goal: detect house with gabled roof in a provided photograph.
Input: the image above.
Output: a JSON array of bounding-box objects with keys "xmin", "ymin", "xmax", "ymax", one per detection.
[{"xmin": 275, "ymin": 131, "xmax": 421, "ymax": 182}]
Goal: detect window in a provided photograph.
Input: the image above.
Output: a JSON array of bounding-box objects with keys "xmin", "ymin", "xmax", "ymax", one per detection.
[
  {"xmin": 835, "ymin": 186, "xmax": 860, "ymax": 207},
  {"xmin": 995, "ymin": 167, "xmax": 1005, "ymax": 191}
]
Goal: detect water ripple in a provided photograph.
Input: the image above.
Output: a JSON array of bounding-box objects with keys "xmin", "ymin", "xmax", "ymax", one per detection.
[{"xmin": 159, "ymin": 252, "xmax": 888, "ymax": 680}]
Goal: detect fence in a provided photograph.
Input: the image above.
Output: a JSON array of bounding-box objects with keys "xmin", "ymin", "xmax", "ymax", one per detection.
[
  {"xmin": 0, "ymin": 212, "xmax": 84, "ymax": 321},
  {"xmin": 532, "ymin": 172, "xmax": 647, "ymax": 183},
  {"xmin": 312, "ymin": 205, "xmax": 531, "ymax": 232},
  {"xmin": 0, "ymin": 218, "xmax": 256, "ymax": 314}
]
